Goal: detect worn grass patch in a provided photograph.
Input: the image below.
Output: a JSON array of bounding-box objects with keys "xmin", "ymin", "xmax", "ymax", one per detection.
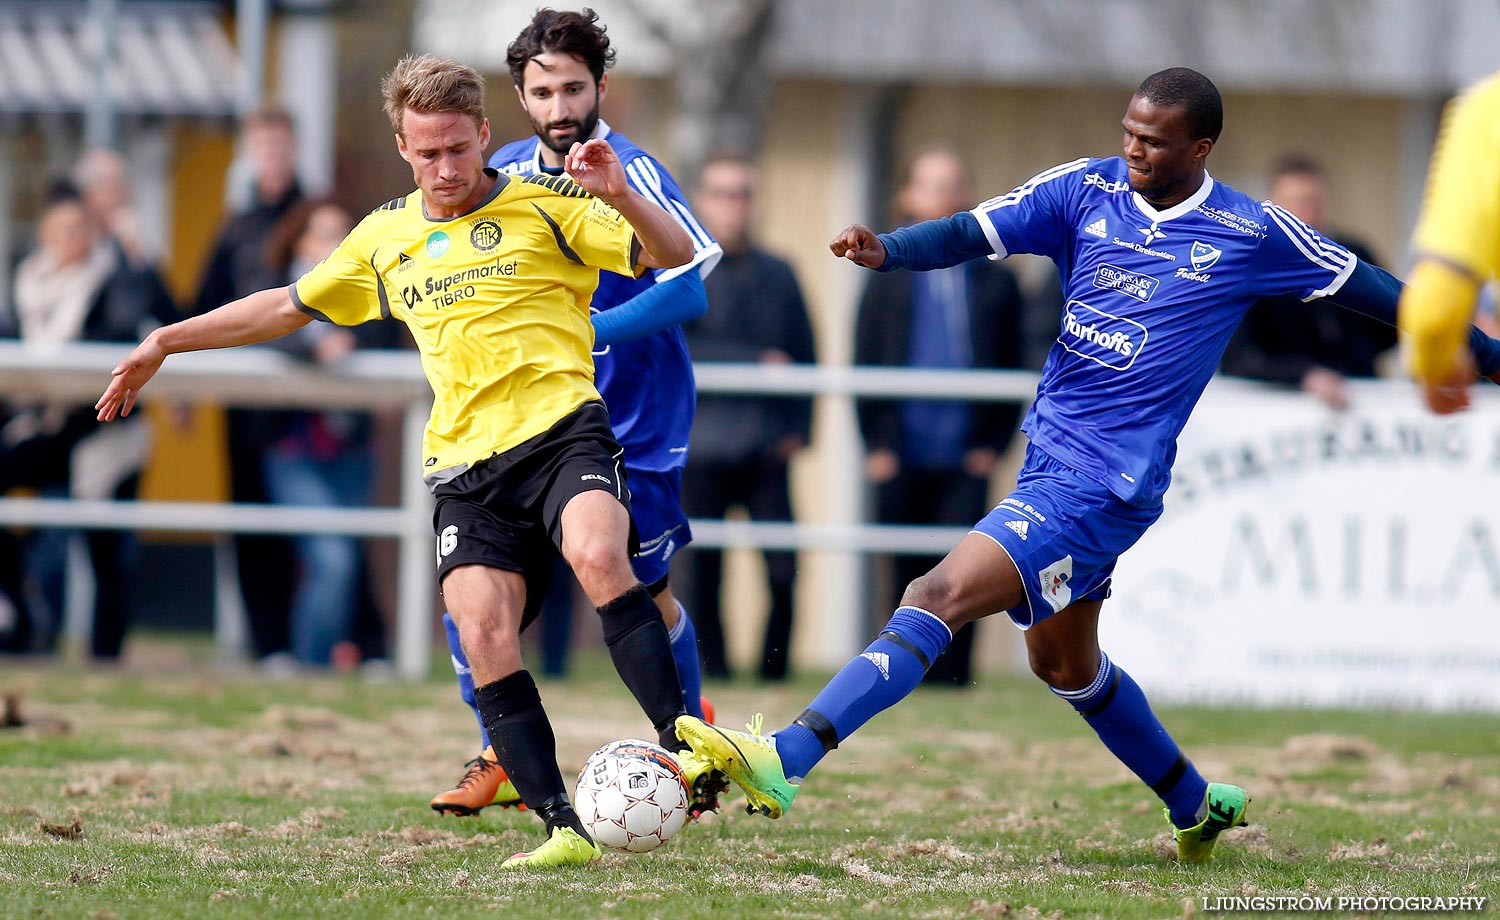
[{"xmin": 1, "ymin": 639, "xmax": 1497, "ymax": 919}]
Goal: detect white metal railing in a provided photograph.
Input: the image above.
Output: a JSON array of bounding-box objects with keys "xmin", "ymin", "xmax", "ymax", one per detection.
[{"xmin": 0, "ymin": 339, "xmax": 1042, "ymax": 677}]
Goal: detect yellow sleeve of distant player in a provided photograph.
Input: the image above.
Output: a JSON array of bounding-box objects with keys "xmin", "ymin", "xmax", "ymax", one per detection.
[
  {"xmin": 289, "ymin": 214, "xmax": 387, "ymax": 326},
  {"xmin": 538, "ymin": 188, "xmax": 642, "ymax": 278},
  {"xmin": 1402, "ymin": 73, "xmax": 1500, "ymax": 381}
]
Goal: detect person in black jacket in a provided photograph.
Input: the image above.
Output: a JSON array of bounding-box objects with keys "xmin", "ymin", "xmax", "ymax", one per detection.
[
  {"xmin": 1, "ymin": 185, "xmax": 177, "ymax": 656},
  {"xmin": 855, "ymin": 148, "xmax": 1027, "ymax": 687},
  {"xmin": 679, "ymin": 152, "xmax": 816, "ymax": 681},
  {"xmin": 192, "ymin": 105, "xmax": 305, "ymax": 668},
  {"xmin": 1220, "ymin": 154, "xmax": 1396, "ymax": 408}
]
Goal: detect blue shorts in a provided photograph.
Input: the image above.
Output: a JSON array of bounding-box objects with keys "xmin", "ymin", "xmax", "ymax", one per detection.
[
  {"xmin": 626, "ymin": 467, "xmax": 691, "ymax": 586},
  {"xmin": 972, "ymin": 444, "xmax": 1162, "ymax": 629}
]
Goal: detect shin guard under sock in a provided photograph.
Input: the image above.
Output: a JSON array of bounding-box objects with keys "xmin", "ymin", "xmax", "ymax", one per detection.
[
  {"xmin": 599, "ymin": 584, "xmax": 688, "ymax": 751},
  {"xmin": 668, "ymin": 600, "xmax": 705, "ymax": 720},
  {"xmin": 473, "ymin": 670, "xmax": 587, "ymax": 839},
  {"xmin": 1051, "ymin": 652, "xmax": 1207, "ymax": 828},
  {"xmin": 775, "ymin": 606, "xmax": 952, "ymax": 782}
]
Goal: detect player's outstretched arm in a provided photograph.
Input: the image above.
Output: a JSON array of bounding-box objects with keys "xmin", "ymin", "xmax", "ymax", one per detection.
[
  {"xmin": 96, "ymin": 287, "xmax": 311, "ymax": 421},
  {"xmin": 564, "ymin": 138, "xmax": 692, "ymax": 269},
  {"xmin": 833, "ymin": 213, "xmax": 993, "ymax": 273},
  {"xmin": 1326, "ymin": 259, "xmax": 1500, "ymax": 414},
  {"xmin": 830, "ymin": 225, "xmax": 887, "ymax": 269},
  {"xmin": 1401, "ymin": 259, "xmax": 1480, "ymax": 379}
]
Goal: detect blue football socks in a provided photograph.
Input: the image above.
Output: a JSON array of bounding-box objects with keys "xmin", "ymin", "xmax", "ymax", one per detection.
[
  {"xmin": 1051, "ymin": 652, "xmax": 1207, "ymax": 828},
  {"xmin": 775, "ymin": 606, "xmax": 953, "ymax": 782},
  {"xmin": 668, "ymin": 599, "xmax": 705, "ymax": 720},
  {"xmin": 442, "ymin": 611, "xmax": 490, "ymax": 749}
]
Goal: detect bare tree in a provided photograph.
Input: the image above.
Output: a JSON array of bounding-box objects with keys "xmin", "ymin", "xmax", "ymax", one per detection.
[{"xmin": 616, "ymin": 0, "xmax": 777, "ymax": 188}]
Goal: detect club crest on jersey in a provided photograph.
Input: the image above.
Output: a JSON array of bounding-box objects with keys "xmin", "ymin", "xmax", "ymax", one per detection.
[
  {"xmin": 469, "ymin": 219, "xmax": 502, "ymax": 252},
  {"xmin": 1059, "ymin": 300, "xmax": 1148, "ymax": 371},
  {"xmin": 1190, "ymin": 240, "xmax": 1223, "ymax": 271}
]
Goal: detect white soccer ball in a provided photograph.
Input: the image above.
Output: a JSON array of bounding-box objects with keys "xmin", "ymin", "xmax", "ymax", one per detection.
[{"xmin": 574, "ymin": 739, "xmax": 690, "ymax": 853}]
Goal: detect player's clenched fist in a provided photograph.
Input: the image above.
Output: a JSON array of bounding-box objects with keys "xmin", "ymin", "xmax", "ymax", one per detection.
[
  {"xmin": 565, "ymin": 138, "xmax": 628, "ymax": 200},
  {"xmin": 830, "ymin": 224, "xmax": 887, "ymax": 269}
]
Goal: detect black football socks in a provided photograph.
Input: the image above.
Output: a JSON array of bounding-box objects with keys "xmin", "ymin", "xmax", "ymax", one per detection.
[
  {"xmin": 598, "ymin": 584, "xmax": 689, "ymax": 752},
  {"xmin": 473, "ymin": 670, "xmax": 590, "ymax": 841}
]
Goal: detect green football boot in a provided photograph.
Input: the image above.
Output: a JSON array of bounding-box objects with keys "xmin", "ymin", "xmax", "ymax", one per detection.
[
  {"xmin": 675, "ymin": 713, "xmax": 798, "ymax": 819},
  {"xmin": 499, "ymin": 825, "xmax": 602, "ymax": 870},
  {"xmin": 671, "ymin": 746, "xmax": 730, "ymax": 820},
  {"xmin": 1168, "ymin": 782, "xmax": 1250, "ymax": 863}
]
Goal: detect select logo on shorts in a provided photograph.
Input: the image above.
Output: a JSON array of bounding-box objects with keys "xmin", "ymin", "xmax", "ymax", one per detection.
[
  {"xmin": 1038, "ymin": 555, "xmax": 1074, "ymax": 613},
  {"xmin": 1092, "ymin": 263, "xmax": 1159, "ymax": 303},
  {"xmin": 425, "ymin": 230, "xmax": 451, "ymax": 258},
  {"xmin": 580, "ymin": 473, "xmax": 612, "ymax": 485},
  {"xmin": 1059, "ymin": 300, "xmax": 1149, "ymax": 371},
  {"xmin": 469, "ymin": 219, "xmax": 502, "ymax": 252}
]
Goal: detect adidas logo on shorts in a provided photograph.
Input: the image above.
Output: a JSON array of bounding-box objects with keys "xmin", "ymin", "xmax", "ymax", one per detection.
[
  {"xmin": 1084, "ymin": 218, "xmax": 1108, "ymax": 238},
  {"xmin": 1004, "ymin": 520, "xmax": 1030, "ymax": 540}
]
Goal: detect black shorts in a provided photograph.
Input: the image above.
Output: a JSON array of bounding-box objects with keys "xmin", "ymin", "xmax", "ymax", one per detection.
[{"xmin": 432, "ymin": 400, "xmax": 634, "ymax": 629}]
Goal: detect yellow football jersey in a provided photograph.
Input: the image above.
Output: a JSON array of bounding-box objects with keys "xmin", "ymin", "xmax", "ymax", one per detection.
[
  {"xmin": 1411, "ymin": 71, "xmax": 1500, "ymax": 283},
  {"xmin": 291, "ymin": 171, "xmax": 641, "ymax": 486},
  {"xmin": 1402, "ymin": 72, "xmax": 1500, "ymax": 381}
]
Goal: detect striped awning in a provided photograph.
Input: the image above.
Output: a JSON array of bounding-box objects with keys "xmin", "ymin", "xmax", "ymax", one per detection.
[{"xmin": 0, "ymin": 2, "xmax": 238, "ymax": 117}]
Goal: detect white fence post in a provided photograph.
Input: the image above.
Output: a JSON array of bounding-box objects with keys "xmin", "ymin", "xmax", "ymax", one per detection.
[{"xmin": 395, "ymin": 398, "xmax": 436, "ymax": 681}]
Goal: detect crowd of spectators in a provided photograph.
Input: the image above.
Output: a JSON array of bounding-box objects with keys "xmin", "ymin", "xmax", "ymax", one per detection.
[{"xmin": 0, "ymin": 119, "xmax": 1403, "ymax": 683}]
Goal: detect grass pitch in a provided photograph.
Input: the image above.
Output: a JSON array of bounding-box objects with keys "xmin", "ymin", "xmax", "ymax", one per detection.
[{"xmin": 2, "ymin": 638, "xmax": 1497, "ymax": 919}]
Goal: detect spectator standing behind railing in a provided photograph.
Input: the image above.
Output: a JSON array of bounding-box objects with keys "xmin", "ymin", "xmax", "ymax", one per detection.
[
  {"xmin": 678, "ymin": 152, "xmax": 815, "ymax": 681},
  {"xmin": 192, "ymin": 105, "xmax": 304, "ymax": 670},
  {"xmin": 0, "ymin": 185, "xmax": 177, "ymax": 657},
  {"xmin": 853, "ymin": 148, "xmax": 1026, "ymax": 688},
  {"xmin": 1219, "ymin": 154, "xmax": 1396, "ymax": 409},
  {"xmin": 251, "ymin": 199, "xmax": 405, "ymax": 669},
  {"xmin": 74, "ymin": 149, "xmax": 153, "ymax": 269}
]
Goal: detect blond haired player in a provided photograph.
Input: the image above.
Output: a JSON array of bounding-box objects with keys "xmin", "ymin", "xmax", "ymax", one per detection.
[{"xmin": 96, "ymin": 53, "xmax": 722, "ymax": 870}]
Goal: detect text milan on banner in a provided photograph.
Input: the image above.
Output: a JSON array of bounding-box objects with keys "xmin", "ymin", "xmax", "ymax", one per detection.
[{"xmin": 1102, "ymin": 379, "xmax": 1500, "ymax": 711}]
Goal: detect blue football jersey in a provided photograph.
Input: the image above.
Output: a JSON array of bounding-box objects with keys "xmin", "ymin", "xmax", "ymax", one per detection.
[
  {"xmin": 489, "ymin": 120, "xmax": 721, "ymax": 471},
  {"xmin": 972, "ymin": 157, "xmax": 1356, "ymax": 507}
]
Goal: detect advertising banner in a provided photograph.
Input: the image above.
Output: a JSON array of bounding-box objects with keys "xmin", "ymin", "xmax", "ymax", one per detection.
[{"xmin": 1102, "ymin": 380, "xmax": 1500, "ymax": 710}]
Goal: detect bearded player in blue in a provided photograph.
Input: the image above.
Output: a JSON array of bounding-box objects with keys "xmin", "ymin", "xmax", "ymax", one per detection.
[
  {"xmin": 675, "ymin": 67, "xmax": 1500, "ymax": 862},
  {"xmin": 429, "ymin": 9, "xmax": 723, "ymax": 819}
]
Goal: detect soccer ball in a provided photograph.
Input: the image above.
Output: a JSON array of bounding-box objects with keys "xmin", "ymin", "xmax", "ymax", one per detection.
[{"xmin": 574, "ymin": 739, "xmax": 690, "ymax": 853}]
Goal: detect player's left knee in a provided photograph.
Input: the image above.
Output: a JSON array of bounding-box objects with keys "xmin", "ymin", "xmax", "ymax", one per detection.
[
  {"xmin": 899, "ymin": 573, "xmax": 970, "ymax": 631},
  {"xmin": 1027, "ymin": 649, "xmax": 1100, "ymax": 692},
  {"xmin": 565, "ymin": 538, "xmax": 631, "ymax": 596}
]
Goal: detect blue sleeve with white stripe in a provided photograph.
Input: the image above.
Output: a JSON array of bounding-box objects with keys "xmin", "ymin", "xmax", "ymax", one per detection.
[
  {"xmin": 1251, "ymin": 203, "xmax": 1358, "ymax": 301},
  {"xmin": 620, "ymin": 150, "xmax": 722, "ymax": 282},
  {"xmin": 969, "ymin": 158, "xmax": 1092, "ymax": 261}
]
